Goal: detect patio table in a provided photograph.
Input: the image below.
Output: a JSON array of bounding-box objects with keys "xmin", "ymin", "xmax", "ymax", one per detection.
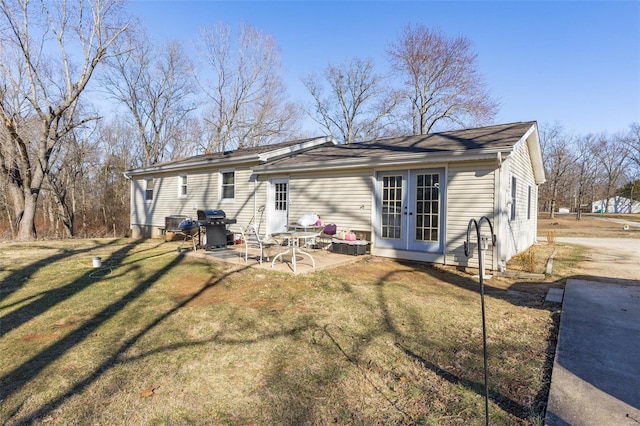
[{"xmin": 271, "ymin": 231, "xmax": 318, "ymax": 272}]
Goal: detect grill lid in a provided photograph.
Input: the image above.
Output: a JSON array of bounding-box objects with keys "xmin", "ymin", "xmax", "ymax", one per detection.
[
  {"xmin": 177, "ymin": 218, "xmax": 198, "ymax": 231},
  {"xmin": 197, "ymin": 209, "xmax": 226, "ymax": 220}
]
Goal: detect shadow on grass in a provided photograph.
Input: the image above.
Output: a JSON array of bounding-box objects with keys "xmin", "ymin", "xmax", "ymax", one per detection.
[
  {"xmin": 3, "ymin": 252, "xmax": 263, "ymax": 424},
  {"xmin": 2, "ymin": 249, "xmax": 563, "ymax": 424},
  {"xmin": 251, "ymin": 260, "xmax": 560, "ymax": 423},
  {"xmin": 0, "ymin": 240, "xmax": 158, "ymax": 339},
  {"xmin": 0, "ymin": 240, "xmax": 177, "ymax": 420},
  {"xmin": 0, "ymin": 240, "xmax": 123, "ymax": 304},
  {"xmin": 396, "ymin": 341, "xmax": 530, "ymax": 419},
  {"xmin": 402, "ymin": 262, "xmax": 562, "ymax": 421}
]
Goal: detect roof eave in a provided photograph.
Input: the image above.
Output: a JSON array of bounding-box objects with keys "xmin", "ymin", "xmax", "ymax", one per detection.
[
  {"xmin": 254, "ymin": 148, "xmax": 509, "ymax": 174},
  {"xmin": 124, "ymin": 136, "xmax": 337, "ymax": 178},
  {"xmin": 124, "ymin": 155, "xmax": 259, "ymax": 177},
  {"xmin": 521, "ymin": 122, "xmax": 546, "ymax": 184}
]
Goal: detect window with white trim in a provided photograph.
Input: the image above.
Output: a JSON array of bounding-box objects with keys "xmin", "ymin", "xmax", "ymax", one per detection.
[
  {"xmin": 178, "ymin": 175, "xmax": 187, "ymax": 198},
  {"xmin": 221, "ymin": 170, "xmax": 235, "ymax": 200},
  {"xmin": 145, "ymin": 178, "xmax": 154, "ymax": 202}
]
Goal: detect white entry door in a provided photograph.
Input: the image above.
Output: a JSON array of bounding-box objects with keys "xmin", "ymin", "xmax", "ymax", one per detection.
[
  {"xmin": 267, "ymin": 178, "xmax": 289, "ymax": 235},
  {"xmin": 375, "ymin": 169, "xmax": 444, "ymax": 252}
]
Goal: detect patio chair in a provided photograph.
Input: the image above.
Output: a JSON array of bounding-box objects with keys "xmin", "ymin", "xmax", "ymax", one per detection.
[
  {"xmin": 234, "ymin": 224, "xmax": 280, "ymax": 264},
  {"xmin": 315, "ymin": 223, "xmax": 337, "ymax": 250}
]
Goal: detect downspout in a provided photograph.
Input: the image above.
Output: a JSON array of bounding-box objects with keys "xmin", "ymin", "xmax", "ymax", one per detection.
[
  {"xmin": 496, "ymin": 153, "xmax": 506, "ymax": 272},
  {"xmin": 123, "ymin": 172, "xmax": 133, "ymax": 232}
]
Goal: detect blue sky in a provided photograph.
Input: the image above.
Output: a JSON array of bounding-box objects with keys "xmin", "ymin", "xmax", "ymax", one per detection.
[{"xmin": 127, "ymin": 0, "xmax": 640, "ymax": 136}]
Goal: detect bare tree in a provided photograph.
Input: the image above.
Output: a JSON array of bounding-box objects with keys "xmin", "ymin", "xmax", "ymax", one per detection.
[
  {"xmin": 592, "ymin": 133, "xmax": 630, "ymax": 212},
  {"xmin": 573, "ymin": 134, "xmax": 599, "ymax": 219},
  {"xmin": 626, "ymin": 123, "xmax": 640, "ymax": 170},
  {"xmin": 94, "ymin": 120, "xmax": 134, "ymax": 237},
  {"xmin": 539, "ymin": 123, "xmax": 576, "ymax": 218},
  {"xmin": 0, "ymin": 0, "xmax": 128, "ymax": 240},
  {"xmin": 104, "ymin": 32, "xmax": 197, "ymax": 166},
  {"xmin": 302, "ymin": 57, "xmax": 402, "ymax": 143},
  {"xmin": 195, "ymin": 22, "xmax": 299, "ymax": 152},
  {"xmin": 620, "ymin": 123, "xmax": 640, "ymax": 206},
  {"xmin": 387, "ymin": 24, "xmax": 498, "ymax": 134},
  {"xmin": 45, "ymin": 130, "xmax": 85, "ymax": 237}
]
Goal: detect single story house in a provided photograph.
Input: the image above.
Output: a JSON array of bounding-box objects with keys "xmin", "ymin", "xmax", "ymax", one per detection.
[
  {"xmin": 124, "ymin": 121, "xmax": 546, "ymax": 271},
  {"xmin": 592, "ymin": 196, "xmax": 640, "ymax": 214}
]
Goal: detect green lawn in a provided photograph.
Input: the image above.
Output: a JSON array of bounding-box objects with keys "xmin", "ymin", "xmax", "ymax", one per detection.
[{"xmin": 1, "ymin": 239, "xmax": 559, "ymax": 425}]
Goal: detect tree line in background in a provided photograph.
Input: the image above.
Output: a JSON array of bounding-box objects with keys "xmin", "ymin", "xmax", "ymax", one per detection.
[
  {"xmin": 539, "ymin": 122, "xmax": 640, "ymax": 218},
  {"xmin": 0, "ymin": 0, "xmax": 636, "ymax": 241}
]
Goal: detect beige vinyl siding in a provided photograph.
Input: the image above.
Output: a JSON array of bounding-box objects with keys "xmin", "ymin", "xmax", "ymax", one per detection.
[
  {"xmin": 287, "ymin": 169, "xmax": 373, "ymax": 233},
  {"xmin": 503, "ymin": 138, "xmax": 538, "ymax": 259},
  {"xmin": 130, "ymin": 164, "xmax": 261, "ymax": 236},
  {"xmin": 446, "ymin": 161, "xmax": 497, "ymax": 268},
  {"xmin": 131, "ymin": 173, "xmax": 192, "ymax": 233}
]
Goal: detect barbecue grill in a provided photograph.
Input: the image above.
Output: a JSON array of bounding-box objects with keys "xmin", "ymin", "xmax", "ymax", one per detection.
[
  {"xmin": 177, "ymin": 218, "xmax": 200, "ymax": 251},
  {"xmin": 197, "ymin": 209, "xmax": 237, "ymax": 250}
]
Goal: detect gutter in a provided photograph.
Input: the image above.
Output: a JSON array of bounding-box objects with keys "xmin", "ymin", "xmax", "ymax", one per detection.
[
  {"xmin": 124, "ymin": 136, "xmax": 337, "ymax": 178},
  {"xmin": 254, "ymin": 149, "xmax": 512, "ymax": 175},
  {"xmin": 124, "ymin": 155, "xmax": 265, "ymax": 178}
]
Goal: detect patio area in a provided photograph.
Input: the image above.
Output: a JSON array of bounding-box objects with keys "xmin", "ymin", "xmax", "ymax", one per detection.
[{"xmin": 184, "ymin": 243, "xmax": 368, "ymax": 274}]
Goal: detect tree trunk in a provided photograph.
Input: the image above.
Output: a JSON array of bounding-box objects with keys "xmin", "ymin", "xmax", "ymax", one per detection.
[
  {"xmin": 17, "ymin": 193, "xmax": 38, "ymax": 240},
  {"xmin": 549, "ymin": 184, "xmax": 558, "ymax": 219},
  {"xmin": 576, "ymin": 191, "xmax": 584, "ymax": 220}
]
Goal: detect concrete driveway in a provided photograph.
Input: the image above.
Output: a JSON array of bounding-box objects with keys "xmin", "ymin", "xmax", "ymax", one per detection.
[
  {"xmin": 551, "ymin": 237, "xmax": 640, "ymax": 282},
  {"xmin": 545, "ymin": 237, "xmax": 640, "ymax": 425}
]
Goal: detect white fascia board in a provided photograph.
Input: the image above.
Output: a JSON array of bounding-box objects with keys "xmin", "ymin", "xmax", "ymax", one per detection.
[
  {"xmin": 526, "ymin": 124, "xmax": 546, "ymax": 184},
  {"xmin": 124, "ymin": 156, "xmax": 258, "ymax": 177},
  {"xmin": 124, "ymin": 136, "xmax": 336, "ymax": 178},
  {"xmin": 257, "ymin": 136, "xmax": 338, "ymax": 163},
  {"xmin": 503, "ymin": 123, "xmax": 545, "ymax": 185},
  {"xmin": 255, "ymin": 149, "xmax": 505, "ymax": 174}
]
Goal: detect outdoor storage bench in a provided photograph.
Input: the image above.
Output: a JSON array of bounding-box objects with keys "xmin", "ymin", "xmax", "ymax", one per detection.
[{"xmin": 331, "ymin": 238, "xmax": 370, "ymax": 255}]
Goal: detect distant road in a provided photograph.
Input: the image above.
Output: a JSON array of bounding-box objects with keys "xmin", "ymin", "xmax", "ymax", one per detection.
[
  {"xmin": 591, "ymin": 216, "xmax": 640, "ymax": 228},
  {"xmin": 546, "ymin": 237, "xmax": 640, "ymax": 283}
]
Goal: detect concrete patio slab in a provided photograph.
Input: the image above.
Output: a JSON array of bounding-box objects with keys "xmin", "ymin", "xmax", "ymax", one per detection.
[{"xmin": 186, "ymin": 245, "xmax": 367, "ymax": 274}]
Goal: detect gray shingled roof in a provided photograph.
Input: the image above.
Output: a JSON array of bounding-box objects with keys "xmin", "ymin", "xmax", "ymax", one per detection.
[
  {"xmin": 258, "ymin": 122, "xmax": 537, "ymax": 170},
  {"xmin": 126, "ymin": 122, "xmax": 541, "ymax": 180},
  {"xmin": 124, "ymin": 136, "xmax": 329, "ymax": 175},
  {"xmin": 156, "ymin": 137, "xmax": 323, "ymax": 167}
]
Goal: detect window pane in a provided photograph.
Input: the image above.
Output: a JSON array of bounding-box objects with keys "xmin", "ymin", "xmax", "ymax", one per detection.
[
  {"xmin": 180, "ymin": 176, "xmax": 187, "ymax": 196},
  {"xmin": 222, "ymin": 185, "xmax": 234, "ymax": 199},
  {"xmin": 380, "ymin": 175, "xmax": 403, "ymax": 240},
  {"xmin": 413, "ymin": 172, "xmax": 439, "ymax": 242},
  {"xmin": 223, "ymin": 172, "xmax": 234, "ymax": 185},
  {"xmin": 145, "ymin": 179, "xmax": 154, "ymax": 201},
  {"xmin": 222, "ymin": 171, "xmax": 235, "ymax": 199},
  {"xmin": 275, "ymin": 182, "xmax": 287, "ymax": 211}
]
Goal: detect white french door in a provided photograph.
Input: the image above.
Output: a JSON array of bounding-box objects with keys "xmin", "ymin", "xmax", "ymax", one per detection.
[{"xmin": 375, "ymin": 169, "xmax": 444, "ymax": 252}]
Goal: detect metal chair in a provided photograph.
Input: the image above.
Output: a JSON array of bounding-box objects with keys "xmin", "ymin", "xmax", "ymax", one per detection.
[{"xmin": 233, "ymin": 224, "xmax": 280, "ymax": 264}]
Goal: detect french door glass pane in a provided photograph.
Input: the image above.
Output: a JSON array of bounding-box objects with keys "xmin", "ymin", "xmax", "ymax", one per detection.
[
  {"xmin": 414, "ymin": 173, "xmax": 439, "ymax": 242},
  {"xmin": 381, "ymin": 175, "xmax": 403, "ymax": 240}
]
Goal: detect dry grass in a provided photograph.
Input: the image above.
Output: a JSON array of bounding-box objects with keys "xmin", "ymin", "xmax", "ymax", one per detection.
[
  {"xmin": 0, "ymin": 239, "xmax": 562, "ymax": 425},
  {"xmin": 537, "ymin": 213, "xmax": 640, "ymax": 238}
]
